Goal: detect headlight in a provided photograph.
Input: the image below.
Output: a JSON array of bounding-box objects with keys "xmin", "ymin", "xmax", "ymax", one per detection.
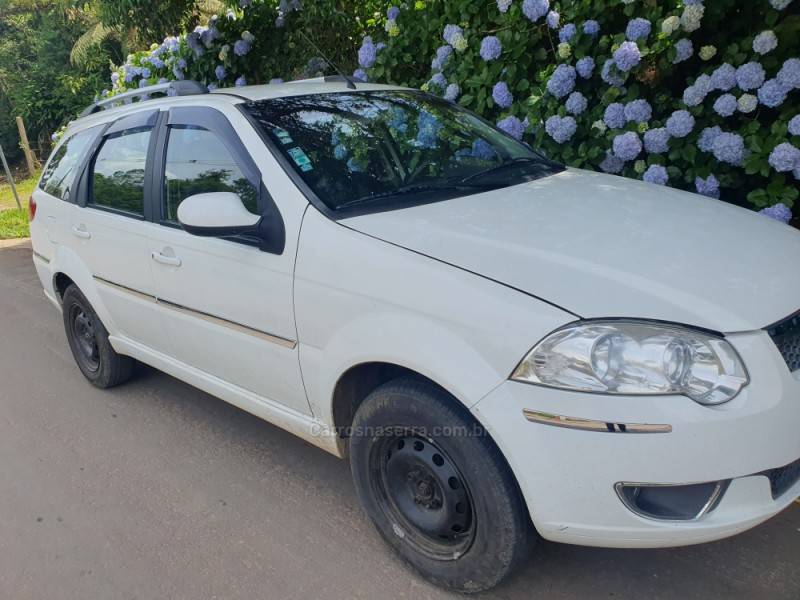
[{"xmin": 511, "ymin": 321, "xmax": 749, "ymax": 405}]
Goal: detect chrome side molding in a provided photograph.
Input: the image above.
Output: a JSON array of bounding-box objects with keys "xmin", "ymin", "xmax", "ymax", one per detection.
[{"xmin": 523, "ymin": 409, "xmax": 672, "ymax": 434}]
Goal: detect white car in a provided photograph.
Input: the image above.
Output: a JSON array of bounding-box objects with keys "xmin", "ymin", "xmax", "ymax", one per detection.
[{"xmin": 29, "ymin": 79, "xmax": 800, "ymax": 593}]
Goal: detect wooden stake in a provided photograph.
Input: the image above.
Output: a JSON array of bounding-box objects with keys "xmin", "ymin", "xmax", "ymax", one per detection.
[{"xmin": 16, "ymin": 116, "xmax": 36, "ymax": 177}]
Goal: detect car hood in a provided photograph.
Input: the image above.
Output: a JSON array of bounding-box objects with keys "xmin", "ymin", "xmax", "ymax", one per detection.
[{"xmin": 342, "ymin": 168, "xmax": 800, "ymax": 333}]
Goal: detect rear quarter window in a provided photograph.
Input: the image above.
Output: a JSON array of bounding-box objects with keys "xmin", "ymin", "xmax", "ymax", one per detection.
[{"xmin": 39, "ymin": 127, "xmax": 99, "ymax": 201}]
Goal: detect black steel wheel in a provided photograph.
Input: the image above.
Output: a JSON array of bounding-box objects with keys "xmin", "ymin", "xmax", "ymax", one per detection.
[{"xmin": 69, "ymin": 304, "xmax": 100, "ymax": 373}]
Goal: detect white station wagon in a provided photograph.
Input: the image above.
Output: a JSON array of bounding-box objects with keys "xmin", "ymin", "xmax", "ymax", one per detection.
[{"xmin": 29, "ymin": 79, "xmax": 800, "ymax": 592}]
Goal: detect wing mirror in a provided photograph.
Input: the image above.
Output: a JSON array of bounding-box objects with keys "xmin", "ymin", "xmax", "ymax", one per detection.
[{"xmin": 177, "ymin": 192, "xmax": 261, "ymax": 237}]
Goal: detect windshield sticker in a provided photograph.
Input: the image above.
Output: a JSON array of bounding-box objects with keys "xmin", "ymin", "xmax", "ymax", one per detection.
[
  {"xmin": 287, "ymin": 147, "xmax": 313, "ymax": 171},
  {"xmin": 273, "ymin": 127, "xmax": 294, "ymax": 145}
]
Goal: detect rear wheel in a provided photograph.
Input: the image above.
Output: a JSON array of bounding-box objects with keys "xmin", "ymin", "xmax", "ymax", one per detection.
[
  {"xmin": 349, "ymin": 377, "xmax": 534, "ymax": 593},
  {"xmin": 62, "ymin": 284, "xmax": 134, "ymax": 388}
]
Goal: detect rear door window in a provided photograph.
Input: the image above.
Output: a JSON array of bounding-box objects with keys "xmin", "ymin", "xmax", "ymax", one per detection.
[
  {"xmin": 39, "ymin": 128, "xmax": 99, "ymax": 201},
  {"xmin": 90, "ymin": 128, "xmax": 152, "ymax": 216}
]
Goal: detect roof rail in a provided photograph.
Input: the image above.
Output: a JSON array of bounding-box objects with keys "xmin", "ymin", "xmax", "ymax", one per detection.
[{"xmin": 79, "ymin": 80, "xmax": 208, "ymax": 118}]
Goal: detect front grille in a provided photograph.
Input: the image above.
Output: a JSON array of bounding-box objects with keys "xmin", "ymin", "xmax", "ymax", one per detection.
[
  {"xmin": 765, "ymin": 458, "xmax": 800, "ymax": 499},
  {"xmin": 767, "ymin": 312, "xmax": 800, "ymax": 373}
]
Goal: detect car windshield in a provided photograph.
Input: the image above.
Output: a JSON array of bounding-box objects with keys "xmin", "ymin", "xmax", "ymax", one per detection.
[{"xmin": 244, "ymin": 91, "xmax": 561, "ymax": 213}]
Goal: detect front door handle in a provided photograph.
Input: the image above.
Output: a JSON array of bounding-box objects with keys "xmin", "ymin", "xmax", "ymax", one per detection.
[
  {"xmin": 151, "ymin": 251, "xmax": 182, "ymax": 267},
  {"xmin": 72, "ymin": 225, "xmax": 91, "ymax": 239}
]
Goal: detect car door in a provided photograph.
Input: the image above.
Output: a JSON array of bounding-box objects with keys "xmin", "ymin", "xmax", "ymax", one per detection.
[
  {"xmin": 69, "ymin": 110, "xmax": 170, "ymax": 354},
  {"xmin": 145, "ymin": 105, "xmax": 311, "ymax": 415}
]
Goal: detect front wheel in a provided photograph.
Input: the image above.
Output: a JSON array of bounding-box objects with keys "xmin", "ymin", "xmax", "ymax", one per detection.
[{"xmin": 349, "ymin": 377, "xmax": 534, "ymax": 593}]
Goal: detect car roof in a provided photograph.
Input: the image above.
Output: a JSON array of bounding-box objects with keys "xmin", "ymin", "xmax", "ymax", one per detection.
[{"xmin": 213, "ymin": 78, "xmax": 409, "ymax": 100}]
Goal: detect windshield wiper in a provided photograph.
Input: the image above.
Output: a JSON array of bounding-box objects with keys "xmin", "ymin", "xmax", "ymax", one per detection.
[
  {"xmin": 336, "ymin": 181, "xmax": 492, "ymax": 210},
  {"xmin": 458, "ymin": 157, "xmax": 546, "ymax": 184}
]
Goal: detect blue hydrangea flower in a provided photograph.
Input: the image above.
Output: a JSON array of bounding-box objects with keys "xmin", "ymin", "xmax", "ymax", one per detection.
[
  {"xmin": 577, "ymin": 20, "xmax": 599, "ymax": 40},
  {"xmin": 559, "ymin": 23, "xmax": 577, "ymax": 43},
  {"xmin": 759, "ymin": 204, "xmax": 793, "ymax": 223},
  {"xmin": 388, "ymin": 107, "xmax": 408, "ymax": 133},
  {"xmin": 432, "ymin": 45, "xmax": 453, "ymax": 71},
  {"xmin": 576, "ymin": 56, "xmax": 595, "ymax": 79},
  {"xmin": 612, "ymin": 132, "xmax": 642, "ymax": 161},
  {"xmin": 177, "ymin": 58, "xmax": 187, "ymax": 70},
  {"xmin": 546, "ymin": 10, "xmax": 559, "ymax": 28},
  {"xmin": 753, "ymin": 30, "xmax": 778, "ymax": 55},
  {"xmin": 275, "ymin": 16, "xmax": 285, "ymax": 27},
  {"xmin": 695, "ymin": 174, "xmax": 720, "ymax": 198},
  {"xmin": 711, "ymin": 63, "xmax": 736, "ymax": 91},
  {"xmin": 522, "ymin": 0, "xmax": 549, "ymax": 22},
  {"xmin": 333, "ymin": 143, "xmax": 348, "ymax": 161},
  {"xmin": 643, "ymin": 164, "xmax": 668, "ymax": 185},
  {"xmin": 545, "ymin": 115, "xmax": 577, "ymax": 143},
  {"xmin": 353, "ymin": 68, "xmax": 368, "ymax": 82},
  {"xmin": 376, "ymin": 42, "xmax": 386, "ymax": 51},
  {"xmin": 601, "ymin": 59, "xmax": 625, "ymax": 87},
  {"xmin": 565, "ymin": 91, "xmax": 588, "ymax": 115},
  {"xmin": 546, "ymin": 64, "xmax": 576, "ymax": 98},
  {"xmin": 613, "ymin": 41, "xmax": 641, "ymax": 72},
  {"xmin": 735, "ymin": 62, "xmax": 766, "ymax": 91},
  {"xmin": 758, "ymin": 79, "xmax": 790, "ymax": 108},
  {"xmin": 234, "ymin": 39, "xmax": 252, "ymax": 57},
  {"xmin": 387, "ymin": 6, "xmax": 400, "ymax": 20},
  {"xmin": 666, "ymin": 110, "xmax": 695, "ymax": 138},
  {"xmin": 358, "ymin": 38, "xmax": 377, "ymax": 68},
  {"xmin": 789, "ymin": 115, "xmax": 800, "ymax": 137},
  {"xmin": 431, "ymin": 72, "xmax": 447, "ymax": 89},
  {"xmin": 416, "ymin": 110, "xmax": 443, "ymax": 148},
  {"xmin": 777, "ymin": 58, "xmax": 800, "ymax": 89},
  {"xmin": 215, "ymin": 65, "xmax": 226, "ymax": 80},
  {"xmin": 770, "ymin": 0, "xmax": 794, "ymax": 9},
  {"xmin": 626, "ymin": 18, "xmax": 651, "ymax": 41},
  {"xmin": 600, "ymin": 151, "xmax": 624, "ymax": 174},
  {"xmin": 768, "ymin": 142, "xmax": 800, "ymax": 172},
  {"xmin": 698, "ymin": 126, "xmax": 723, "ymax": 152},
  {"xmin": 624, "ymin": 99, "xmax": 652, "ymax": 123},
  {"xmin": 207, "ymin": 83, "xmax": 218, "ymax": 91},
  {"xmin": 235, "ymin": 75, "xmax": 247, "ymax": 87},
  {"xmin": 492, "ymin": 81, "xmax": 514, "ymax": 107},
  {"xmin": 497, "ymin": 115, "xmax": 526, "ymax": 140},
  {"xmin": 712, "ymin": 132, "xmax": 745, "ymax": 165},
  {"xmin": 644, "ymin": 128, "xmax": 670, "ymax": 154},
  {"xmin": 110, "ymin": 72, "xmax": 120, "ymax": 84},
  {"xmin": 471, "ymin": 138, "xmax": 497, "ymax": 160},
  {"xmin": 496, "ymin": 0, "xmax": 513, "ymax": 12},
  {"xmin": 682, "ymin": 85, "xmax": 705, "ymax": 107},
  {"xmin": 141, "ymin": 67, "xmax": 151, "ymax": 79},
  {"xmin": 480, "ymin": 36, "xmax": 502, "ymax": 61},
  {"xmin": 713, "ymin": 94, "xmax": 737, "ymax": 117},
  {"xmin": 444, "ymin": 83, "xmax": 460, "ymax": 101},
  {"xmin": 187, "ymin": 30, "xmax": 204, "ymax": 57},
  {"xmin": 672, "ymin": 39, "xmax": 693, "ymax": 64},
  {"xmin": 604, "ymin": 103, "xmax": 626, "ymax": 129},
  {"xmin": 443, "ymin": 24, "xmax": 463, "ymax": 45}
]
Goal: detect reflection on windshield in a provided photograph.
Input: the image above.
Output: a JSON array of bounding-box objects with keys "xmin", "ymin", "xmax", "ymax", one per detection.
[{"xmin": 245, "ymin": 91, "xmax": 560, "ymax": 212}]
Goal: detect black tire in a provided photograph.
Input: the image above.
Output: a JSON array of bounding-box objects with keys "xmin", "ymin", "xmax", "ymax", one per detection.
[
  {"xmin": 349, "ymin": 376, "xmax": 534, "ymax": 593},
  {"xmin": 62, "ymin": 284, "xmax": 135, "ymax": 388}
]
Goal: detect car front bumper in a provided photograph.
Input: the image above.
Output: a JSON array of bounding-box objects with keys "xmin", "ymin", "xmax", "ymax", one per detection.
[{"xmin": 472, "ymin": 329, "xmax": 800, "ymax": 548}]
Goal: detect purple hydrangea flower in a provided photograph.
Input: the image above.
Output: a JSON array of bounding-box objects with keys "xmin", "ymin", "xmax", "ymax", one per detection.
[
  {"xmin": 352, "ymin": 68, "xmax": 368, "ymax": 82},
  {"xmin": 758, "ymin": 79, "xmax": 790, "ymax": 108},
  {"xmin": 682, "ymin": 85, "xmax": 705, "ymax": 107},
  {"xmin": 753, "ymin": 30, "xmax": 778, "ymax": 55},
  {"xmin": 644, "ymin": 128, "xmax": 670, "ymax": 154},
  {"xmin": 110, "ymin": 72, "xmax": 120, "ymax": 84},
  {"xmin": 235, "ymin": 75, "xmax": 247, "ymax": 87},
  {"xmin": 626, "ymin": 18, "xmax": 651, "ymax": 41},
  {"xmin": 698, "ymin": 126, "xmax": 723, "ymax": 152},
  {"xmin": 546, "ymin": 10, "xmax": 559, "ymax": 29},
  {"xmin": 576, "ymin": 56, "xmax": 595, "ymax": 78},
  {"xmin": 624, "ymin": 99, "xmax": 652, "ymax": 123},
  {"xmin": 695, "ymin": 174, "xmax": 720, "ymax": 198},
  {"xmin": 432, "ymin": 45, "xmax": 453, "ymax": 71},
  {"xmin": 140, "ymin": 67, "xmax": 151, "ymax": 78},
  {"xmin": 358, "ymin": 38, "xmax": 377, "ymax": 68},
  {"xmin": 712, "ymin": 132, "xmax": 745, "ymax": 165},
  {"xmin": 546, "ymin": 64, "xmax": 576, "ymax": 98},
  {"xmin": 713, "ymin": 94, "xmax": 737, "ymax": 117},
  {"xmin": 666, "ymin": 110, "xmax": 695, "ymax": 138},
  {"xmin": 736, "ymin": 62, "xmax": 766, "ymax": 91},
  {"xmin": 613, "ymin": 132, "xmax": 642, "ymax": 161},
  {"xmin": 673, "ymin": 38, "xmax": 693, "ymax": 64},
  {"xmin": 759, "ymin": 204, "xmax": 793, "ymax": 223},
  {"xmin": 496, "ymin": 0, "xmax": 513, "ymax": 12},
  {"xmin": 613, "ymin": 41, "xmax": 641, "ymax": 72},
  {"xmin": 416, "ymin": 110, "xmax": 443, "ymax": 148},
  {"xmin": 430, "ymin": 72, "xmax": 447, "ymax": 89},
  {"xmin": 711, "ymin": 63, "xmax": 736, "ymax": 91},
  {"xmin": 470, "ymin": 139, "xmax": 497, "ymax": 160},
  {"xmin": 583, "ymin": 20, "xmax": 600, "ymax": 36},
  {"xmin": 559, "ymin": 23, "xmax": 577, "ymax": 43},
  {"xmin": 443, "ymin": 24, "xmax": 463, "ymax": 45},
  {"xmin": 387, "ymin": 6, "xmax": 400, "ymax": 20},
  {"xmin": 565, "ymin": 91, "xmax": 588, "ymax": 115},
  {"xmin": 444, "ymin": 83, "xmax": 461, "ymax": 102},
  {"xmin": 600, "ymin": 151, "xmax": 624, "ymax": 174},
  {"xmin": 522, "ymin": 0, "xmax": 549, "ymax": 22},
  {"xmin": 777, "ymin": 58, "xmax": 800, "ymax": 89},
  {"xmin": 545, "ymin": 115, "xmax": 577, "ymax": 143},
  {"xmin": 643, "ymin": 164, "xmax": 668, "ymax": 185},
  {"xmin": 768, "ymin": 142, "xmax": 800, "ymax": 172},
  {"xmin": 492, "ymin": 81, "xmax": 514, "ymax": 107},
  {"xmin": 789, "ymin": 115, "xmax": 800, "ymax": 137},
  {"xmin": 214, "ymin": 65, "xmax": 226, "ymax": 80},
  {"xmin": 497, "ymin": 115, "xmax": 526, "ymax": 140},
  {"xmin": 234, "ymin": 39, "xmax": 252, "ymax": 56},
  {"xmin": 601, "ymin": 59, "xmax": 625, "ymax": 87},
  {"xmin": 604, "ymin": 103, "xmax": 626, "ymax": 129},
  {"xmin": 480, "ymin": 36, "xmax": 502, "ymax": 61}
]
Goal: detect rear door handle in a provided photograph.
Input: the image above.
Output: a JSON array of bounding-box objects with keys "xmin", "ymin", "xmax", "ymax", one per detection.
[
  {"xmin": 71, "ymin": 225, "xmax": 91, "ymax": 239},
  {"xmin": 151, "ymin": 251, "xmax": 182, "ymax": 267}
]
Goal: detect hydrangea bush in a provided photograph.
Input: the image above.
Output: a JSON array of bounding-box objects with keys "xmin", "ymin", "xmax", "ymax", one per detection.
[{"xmin": 105, "ymin": 0, "xmax": 800, "ymax": 222}]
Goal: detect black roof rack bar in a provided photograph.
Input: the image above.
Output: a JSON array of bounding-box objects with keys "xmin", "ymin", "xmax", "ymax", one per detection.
[{"xmin": 79, "ymin": 80, "xmax": 208, "ymax": 118}]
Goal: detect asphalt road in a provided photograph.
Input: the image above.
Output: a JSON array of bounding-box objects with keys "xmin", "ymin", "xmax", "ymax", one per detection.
[{"xmin": 1, "ymin": 238, "xmax": 798, "ymax": 600}]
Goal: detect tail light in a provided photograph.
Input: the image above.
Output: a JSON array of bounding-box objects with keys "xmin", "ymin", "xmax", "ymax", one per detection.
[{"xmin": 28, "ymin": 195, "xmax": 37, "ymax": 222}]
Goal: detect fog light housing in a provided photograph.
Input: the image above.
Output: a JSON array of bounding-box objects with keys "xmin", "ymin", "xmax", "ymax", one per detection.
[{"xmin": 615, "ymin": 480, "xmax": 728, "ymax": 521}]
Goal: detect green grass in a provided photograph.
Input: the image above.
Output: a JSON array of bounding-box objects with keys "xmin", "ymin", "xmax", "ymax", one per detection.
[{"xmin": 0, "ymin": 170, "xmax": 39, "ymax": 211}]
